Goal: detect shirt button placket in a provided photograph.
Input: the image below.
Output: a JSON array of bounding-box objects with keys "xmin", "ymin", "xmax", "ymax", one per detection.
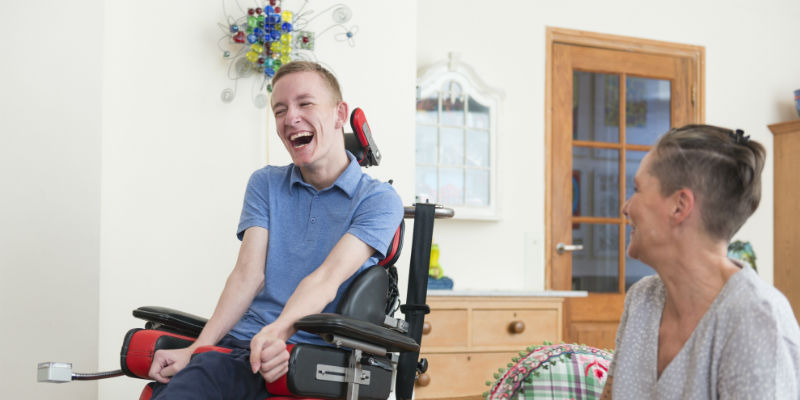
[{"xmin": 311, "ymin": 194, "xmax": 318, "ymax": 224}]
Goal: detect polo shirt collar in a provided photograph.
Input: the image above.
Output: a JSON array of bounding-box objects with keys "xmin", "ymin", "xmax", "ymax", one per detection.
[{"xmin": 289, "ymin": 151, "xmax": 360, "ymax": 197}]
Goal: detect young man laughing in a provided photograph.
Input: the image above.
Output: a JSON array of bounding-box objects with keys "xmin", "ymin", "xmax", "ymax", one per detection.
[{"xmin": 147, "ymin": 61, "xmax": 404, "ymax": 399}]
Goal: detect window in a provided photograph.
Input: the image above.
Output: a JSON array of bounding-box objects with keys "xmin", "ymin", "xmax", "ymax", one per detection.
[{"xmin": 416, "ymin": 55, "xmax": 501, "ymax": 219}]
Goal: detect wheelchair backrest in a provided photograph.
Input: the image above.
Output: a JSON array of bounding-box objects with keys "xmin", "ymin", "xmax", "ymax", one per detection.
[{"xmin": 336, "ymin": 220, "xmax": 404, "ymax": 325}]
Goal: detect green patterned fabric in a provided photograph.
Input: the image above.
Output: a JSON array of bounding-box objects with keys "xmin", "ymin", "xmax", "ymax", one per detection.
[{"xmin": 485, "ymin": 343, "xmax": 613, "ymax": 400}]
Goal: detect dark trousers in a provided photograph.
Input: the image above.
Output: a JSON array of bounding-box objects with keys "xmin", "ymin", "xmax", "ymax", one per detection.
[{"xmin": 150, "ymin": 335, "xmax": 270, "ymax": 400}]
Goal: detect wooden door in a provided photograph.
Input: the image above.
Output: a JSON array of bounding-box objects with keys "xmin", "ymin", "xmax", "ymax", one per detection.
[{"xmin": 546, "ymin": 29, "xmax": 703, "ymax": 349}]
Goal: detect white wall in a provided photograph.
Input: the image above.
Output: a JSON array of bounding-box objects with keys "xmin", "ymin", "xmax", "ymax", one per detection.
[
  {"xmin": 0, "ymin": 0, "xmax": 102, "ymax": 399},
  {"xmin": 97, "ymin": 0, "xmax": 416, "ymax": 397},
  {"xmin": 418, "ymin": 0, "xmax": 800, "ymax": 291},
  {"xmin": 4, "ymin": 0, "xmax": 799, "ymax": 399}
]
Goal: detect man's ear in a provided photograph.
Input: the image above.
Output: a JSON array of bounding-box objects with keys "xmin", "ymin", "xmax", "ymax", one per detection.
[
  {"xmin": 670, "ymin": 188, "xmax": 695, "ymax": 225},
  {"xmin": 334, "ymin": 101, "xmax": 349, "ymax": 131}
]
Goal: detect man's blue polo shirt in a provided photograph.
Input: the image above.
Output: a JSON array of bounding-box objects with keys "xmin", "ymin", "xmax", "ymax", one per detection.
[{"xmin": 228, "ymin": 152, "xmax": 403, "ymax": 346}]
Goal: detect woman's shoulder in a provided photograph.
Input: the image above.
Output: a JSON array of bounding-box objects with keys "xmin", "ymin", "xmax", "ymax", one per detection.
[
  {"xmin": 724, "ymin": 267, "xmax": 784, "ymax": 307},
  {"xmin": 719, "ymin": 266, "xmax": 799, "ymax": 337},
  {"xmin": 626, "ymin": 274, "xmax": 665, "ymax": 304}
]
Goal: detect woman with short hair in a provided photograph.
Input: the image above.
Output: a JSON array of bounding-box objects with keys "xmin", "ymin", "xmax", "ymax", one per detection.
[{"xmin": 602, "ymin": 124, "xmax": 800, "ymax": 399}]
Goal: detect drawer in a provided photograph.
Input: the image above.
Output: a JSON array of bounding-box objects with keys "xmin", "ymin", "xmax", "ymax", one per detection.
[
  {"xmin": 421, "ymin": 309, "xmax": 468, "ymax": 348},
  {"xmin": 414, "ymin": 351, "xmax": 517, "ymax": 399},
  {"xmin": 471, "ymin": 308, "xmax": 559, "ymax": 347}
]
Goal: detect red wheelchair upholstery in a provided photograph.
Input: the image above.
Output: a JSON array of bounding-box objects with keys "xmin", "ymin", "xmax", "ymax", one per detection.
[
  {"xmin": 120, "ymin": 329, "xmax": 196, "ymax": 379},
  {"xmin": 345, "ymin": 108, "xmax": 380, "ymax": 167}
]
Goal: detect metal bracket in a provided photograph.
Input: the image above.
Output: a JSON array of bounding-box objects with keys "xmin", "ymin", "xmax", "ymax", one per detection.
[
  {"xmin": 324, "ymin": 334, "xmax": 388, "ymax": 357},
  {"xmin": 383, "ymin": 315, "xmax": 409, "ymax": 333},
  {"xmin": 347, "ymin": 349, "xmax": 363, "ymax": 400},
  {"xmin": 315, "ymin": 364, "xmax": 370, "ymax": 385}
]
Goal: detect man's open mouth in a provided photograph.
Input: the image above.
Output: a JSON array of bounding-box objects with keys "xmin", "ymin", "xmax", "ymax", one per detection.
[{"xmin": 289, "ymin": 132, "xmax": 314, "ymax": 148}]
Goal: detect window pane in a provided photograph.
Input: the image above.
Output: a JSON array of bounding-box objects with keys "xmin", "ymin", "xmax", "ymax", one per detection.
[
  {"xmin": 625, "ymin": 225, "xmax": 656, "ymax": 290},
  {"xmin": 416, "ymin": 124, "xmax": 438, "ymax": 165},
  {"xmin": 626, "ymin": 77, "xmax": 671, "ymax": 145},
  {"xmin": 625, "ymin": 150, "xmax": 647, "ymax": 200},
  {"xmin": 439, "ymin": 167, "xmax": 464, "ymax": 206},
  {"xmin": 439, "ymin": 127, "xmax": 464, "ymax": 166},
  {"xmin": 573, "ymin": 71, "xmax": 620, "ymax": 143},
  {"xmin": 465, "ymin": 169, "xmax": 489, "ymax": 206},
  {"xmin": 572, "ymin": 223, "xmax": 619, "ymax": 292},
  {"xmin": 572, "ymin": 147, "xmax": 620, "ymax": 218},
  {"xmin": 416, "ymin": 96, "xmax": 438, "ymax": 124},
  {"xmin": 443, "ymin": 80, "xmax": 463, "ymax": 97},
  {"xmin": 466, "ymin": 97, "xmax": 490, "ymax": 129},
  {"xmin": 465, "ymin": 129, "xmax": 489, "ymax": 167},
  {"xmin": 441, "ymin": 90, "xmax": 465, "ymax": 126},
  {"xmin": 416, "ymin": 166, "xmax": 437, "ymax": 203}
]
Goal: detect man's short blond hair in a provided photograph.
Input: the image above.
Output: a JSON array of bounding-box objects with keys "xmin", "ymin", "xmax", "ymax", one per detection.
[{"xmin": 272, "ymin": 61, "xmax": 343, "ymax": 102}]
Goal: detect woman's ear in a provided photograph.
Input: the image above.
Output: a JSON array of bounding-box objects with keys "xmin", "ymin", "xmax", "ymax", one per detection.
[
  {"xmin": 335, "ymin": 101, "xmax": 349, "ymax": 131},
  {"xmin": 670, "ymin": 188, "xmax": 695, "ymax": 225}
]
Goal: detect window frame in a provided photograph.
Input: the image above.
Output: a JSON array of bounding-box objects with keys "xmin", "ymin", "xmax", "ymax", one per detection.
[{"xmin": 416, "ymin": 56, "xmax": 502, "ymax": 220}]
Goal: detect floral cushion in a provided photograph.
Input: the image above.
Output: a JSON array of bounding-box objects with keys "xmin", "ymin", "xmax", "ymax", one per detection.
[{"xmin": 485, "ymin": 343, "xmax": 613, "ymax": 400}]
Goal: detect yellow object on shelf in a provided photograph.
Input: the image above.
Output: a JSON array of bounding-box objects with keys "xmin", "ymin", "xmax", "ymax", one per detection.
[{"xmin": 429, "ymin": 243, "xmax": 444, "ymax": 279}]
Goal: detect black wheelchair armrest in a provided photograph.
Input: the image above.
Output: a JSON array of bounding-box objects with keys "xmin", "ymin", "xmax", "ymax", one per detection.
[
  {"xmin": 133, "ymin": 306, "xmax": 207, "ymax": 337},
  {"xmin": 294, "ymin": 313, "xmax": 419, "ymax": 353}
]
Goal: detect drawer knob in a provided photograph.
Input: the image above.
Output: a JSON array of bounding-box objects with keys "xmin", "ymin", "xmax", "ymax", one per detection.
[
  {"xmin": 509, "ymin": 320, "xmax": 525, "ymax": 334},
  {"xmin": 422, "ymin": 321, "xmax": 432, "ymax": 335},
  {"xmin": 416, "ymin": 373, "xmax": 431, "ymax": 387}
]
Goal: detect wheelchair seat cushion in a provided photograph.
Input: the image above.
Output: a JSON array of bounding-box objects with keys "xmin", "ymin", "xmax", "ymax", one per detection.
[{"xmin": 294, "ymin": 313, "xmax": 419, "ymax": 353}]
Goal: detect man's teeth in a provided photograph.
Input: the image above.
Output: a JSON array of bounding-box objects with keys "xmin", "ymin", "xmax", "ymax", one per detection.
[{"xmin": 289, "ymin": 132, "xmax": 313, "ymax": 141}]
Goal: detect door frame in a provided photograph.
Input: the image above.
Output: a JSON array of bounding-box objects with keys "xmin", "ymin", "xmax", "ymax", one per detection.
[{"xmin": 544, "ymin": 27, "xmax": 705, "ymax": 290}]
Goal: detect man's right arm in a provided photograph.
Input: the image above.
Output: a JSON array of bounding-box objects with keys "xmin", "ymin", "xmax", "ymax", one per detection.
[{"xmin": 148, "ymin": 226, "xmax": 268, "ymax": 383}]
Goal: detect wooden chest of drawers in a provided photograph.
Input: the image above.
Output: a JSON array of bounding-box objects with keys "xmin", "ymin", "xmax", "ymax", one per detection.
[{"xmin": 413, "ymin": 295, "xmax": 565, "ymax": 399}]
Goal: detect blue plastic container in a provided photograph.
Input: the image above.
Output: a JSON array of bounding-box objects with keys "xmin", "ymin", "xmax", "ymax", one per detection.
[{"xmin": 795, "ymin": 89, "xmax": 800, "ymax": 117}]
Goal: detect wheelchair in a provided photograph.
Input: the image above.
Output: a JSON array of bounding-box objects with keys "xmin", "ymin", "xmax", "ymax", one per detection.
[{"xmin": 38, "ymin": 108, "xmax": 454, "ymax": 400}]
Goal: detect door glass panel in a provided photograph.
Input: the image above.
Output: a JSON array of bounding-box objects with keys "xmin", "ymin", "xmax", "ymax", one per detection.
[
  {"xmin": 572, "ymin": 223, "xmax": 619, "ymax": 292},
  {"xmin": 416, "ymin": 125, "xmax": 438, "ymax": 165},
  {"xmin": 573, "ymin": 71, "xmax": 620, "ymax": 143},
  {"xmin": 625, "ymin": 225, "xmax": 656, "ymax": 290},
  {"xmin": 623, "ymin": 152, "xmax": 654, "ymax": 290},
  {"xmin": 625, "ymin": 77, "xmax": 671, "ymax": 145},
  {"xmin": 572, "ymin": 147, "xmax": 619, "ymax": 218},
  {"xmin": 625, "ymin": 150, "xmax": 648, "ymax": 200}
]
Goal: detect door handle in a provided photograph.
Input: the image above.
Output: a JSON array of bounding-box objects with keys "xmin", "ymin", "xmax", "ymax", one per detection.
[{"xmin": 556, "ymin": 242, "xmax": 583, "ymax": 254}]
